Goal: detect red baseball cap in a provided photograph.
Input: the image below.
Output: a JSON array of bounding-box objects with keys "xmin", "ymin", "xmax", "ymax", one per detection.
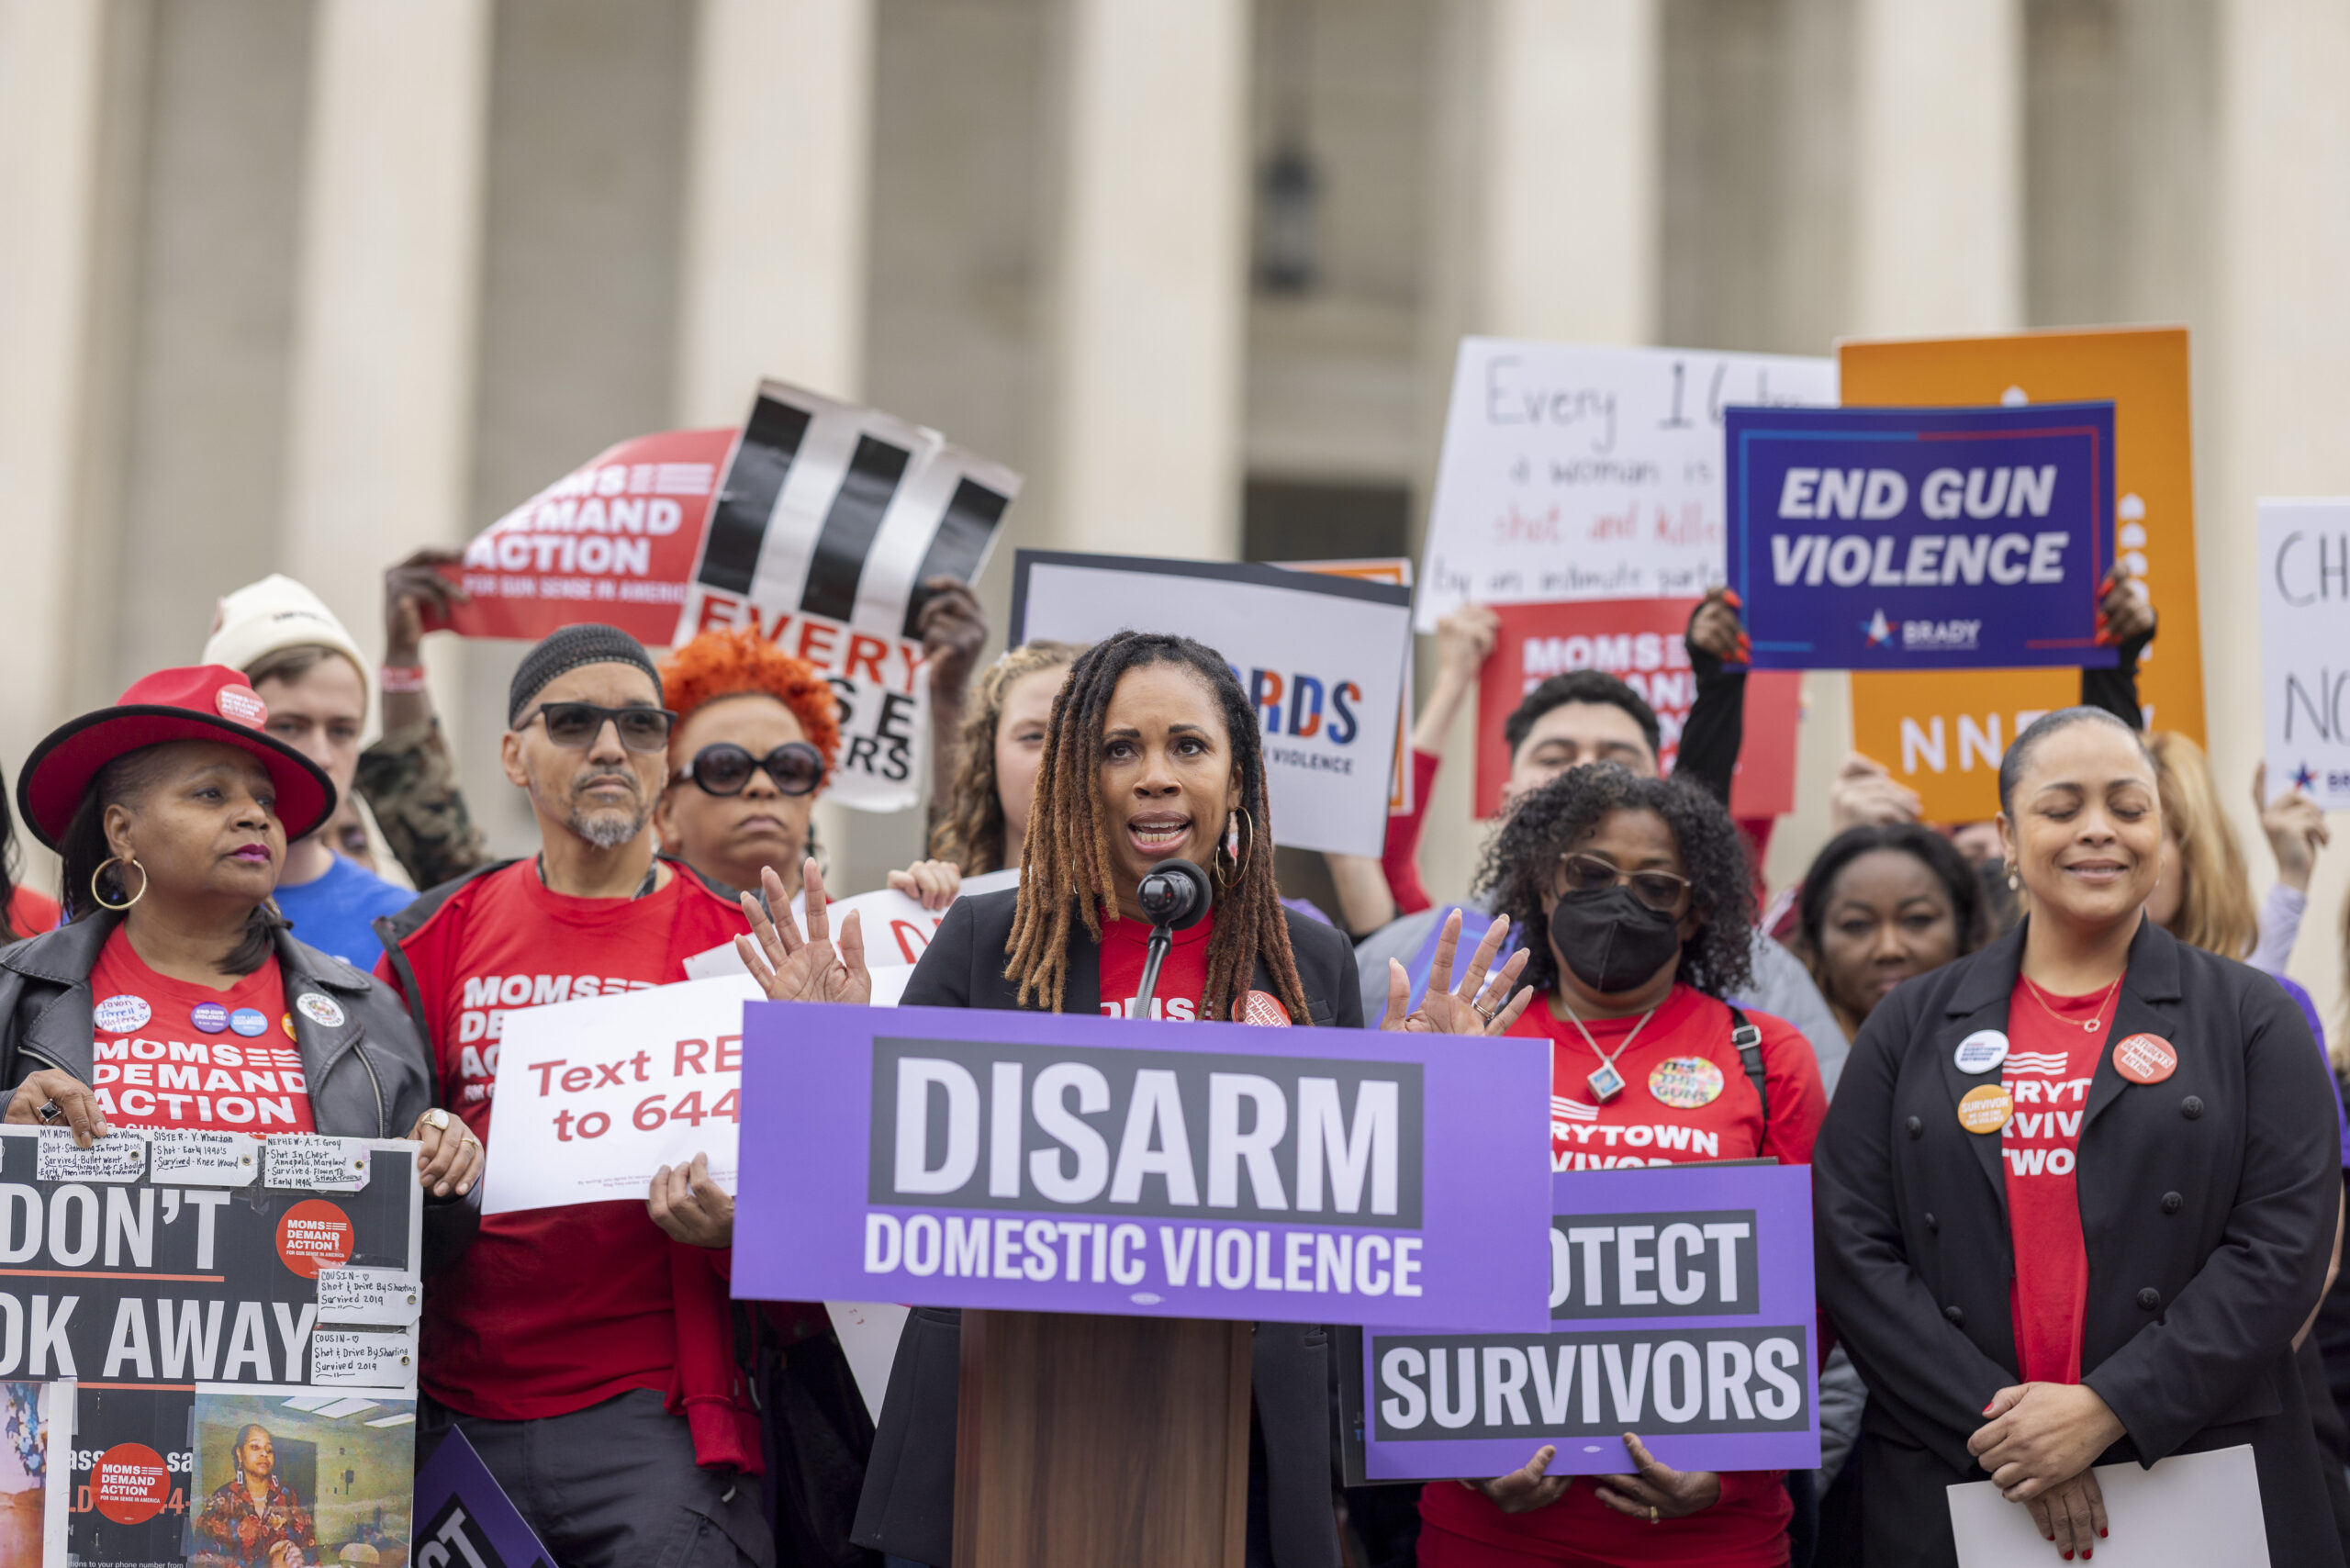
[{"xmin": 16, "ymin": 665, "xmax": 337, "ymax": 851}]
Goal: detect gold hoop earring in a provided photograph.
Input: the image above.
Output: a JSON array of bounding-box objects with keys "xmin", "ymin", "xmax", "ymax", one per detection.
[
  {"xmin": 92, "ymin": 855, "xmax": 148, "ymax": 913},
  {"xmin": 1216, "ymin": 808, "xmax": 1255, "ymax": 889}
]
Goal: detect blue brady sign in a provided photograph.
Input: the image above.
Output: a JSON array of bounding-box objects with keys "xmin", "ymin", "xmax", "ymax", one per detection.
[{"xmin": 1723, "ymin": 402, "xmax": 2118, "ymax": 671}]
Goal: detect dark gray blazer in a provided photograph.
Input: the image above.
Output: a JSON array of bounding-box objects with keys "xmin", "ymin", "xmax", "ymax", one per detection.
[
  {"xmin": 0, "ymin": 913, "xmax": 480, "ymax": 1274},
  {"xmin": 851, "ymin": 890, "xmax": 1355, "ymax": 1568},
  {"xmin": 1814, "ymin": 916, "xmax": 2344, "ymax": 1568}
]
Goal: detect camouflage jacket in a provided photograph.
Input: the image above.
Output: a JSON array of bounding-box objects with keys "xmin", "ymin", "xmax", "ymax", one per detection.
[{"xmin": 354, "ymin": 717, "xmax": 488, "ymax": 892}]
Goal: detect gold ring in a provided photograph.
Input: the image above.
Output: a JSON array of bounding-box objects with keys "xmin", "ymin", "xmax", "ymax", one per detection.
[
  {"xmin": 1648, "ymin": 1506, "xmax": 1660, "ymax": 1524},
  {"xmin": 424, "ymin": 1108, "xmax": 450, "ymax": 1132}
]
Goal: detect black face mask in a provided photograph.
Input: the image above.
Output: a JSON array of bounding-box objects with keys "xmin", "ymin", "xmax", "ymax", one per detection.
[{"xmin": 1549, "ymin": 885, "xmax": 1684, "ymax": 995}]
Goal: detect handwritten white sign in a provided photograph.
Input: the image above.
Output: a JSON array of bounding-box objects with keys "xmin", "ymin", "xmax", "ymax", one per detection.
[
  {"xmin": 148, "ymin": 1128, "xmax": 258, "ymax": 1186},
  {"xmin": 2259, "ymin": 499, "xmax": 2350, "ymax": 810},
  {"xmin": 310, "ymin": 1328, "xmax": 418, "ymax": 1389},
  {"xmin": 1416, "ymin": 340, "xmax": 1837, "ymax": 630},
  {"xmin": 317, "ymin": 1266, "xmax": 424, "ymax": 1327},
  {"xmin": 264, "ymin": 1134, "xmax": 371, "ymax": 1193},
  {"xmin": 37, "ymin": 1130, "xmax": 146, "ymax": 1182}
]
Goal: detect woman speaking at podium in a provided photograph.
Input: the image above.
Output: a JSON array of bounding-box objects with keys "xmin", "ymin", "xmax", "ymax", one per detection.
[
  {"xmin": 1813, "ymin": 708, "xmax": 2342, "ymax": 1566},
  {"xmin": 740, "ymin": 630, "xmax": 1531, "ymax": 1568}
]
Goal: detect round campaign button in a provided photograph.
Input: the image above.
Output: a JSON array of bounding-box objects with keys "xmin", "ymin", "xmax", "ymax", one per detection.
[
  {"xmin": 1957, "ymin": 1083, "xmax": 2015, "ymax": 1136},
  {"xmin": 93, "ymin": 993, "xmax": 151, "ymax": 1034},
  {"xmin": 1648, "ymin": 1056, "xmax": 1726, "ymax": 1109},
  {"xmin": 1953, "ymin": 1029, "xmax": 2009, "ymax": 1075},
  {"xmin": 2112, "ymin": 1032, "xmax": 2178, "ymax": 1085},
  {"xmin": 297, "ymin": 991, "xmax": 346, "ymax": 1028},
  {"xmin": 229, "ymin": 1007, "xmax": 268, "ymax": 1037},
  {"xmin": 90, "ymin": 1443, "xmax": 172, "ymax": 1525},
  {"xmin": 189, "ymin": 1002, "xmax": 229, "ymax": 1035},
  {"xmin": 214, "ymin": 684, "xmax": 267, "ymax": 727},
  {"xmin": 1237, "ymin": 990, "xmax": 1292, "ymax": 1026}
]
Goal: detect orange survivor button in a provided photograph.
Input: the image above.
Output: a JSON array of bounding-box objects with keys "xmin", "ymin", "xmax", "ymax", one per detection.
[
  {"xmin": 2112, "ymin": 1032, "xmax": 2178, "ymax": 1085},
  {"xmin": 1957, "ymin": 1083, "xmax": 2014, "ymax": 1135}
]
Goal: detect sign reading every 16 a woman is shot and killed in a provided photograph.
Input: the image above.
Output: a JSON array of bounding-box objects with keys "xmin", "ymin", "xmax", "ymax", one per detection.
[{"xmin": 728, "ymin": 1002, "xmax": 1556, "ymax": 1330}]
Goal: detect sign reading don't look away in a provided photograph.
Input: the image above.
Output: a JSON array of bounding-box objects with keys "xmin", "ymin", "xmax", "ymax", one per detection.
[{"xmin": 731, "ymin": 1003, "xmax": 1554, "ymax": 1330}]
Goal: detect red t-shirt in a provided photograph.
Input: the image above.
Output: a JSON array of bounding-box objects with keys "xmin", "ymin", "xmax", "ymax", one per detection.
[
  {"xmin": 2002, "ymin": 977, "xmax": 2117, "ymax": 1385},
  {"xmin": 6, "ymin": 887, "xmax": 59, "ymax": 940},
  {"xmin": 87, "ymin": 927, "xmax": 316, "ymax": 1135},
  {"xmin": 377, "ymin": 860, "xmax": 748, "ymax": 1421},
  {"xmin": 1095, "ymin": 908, "xmax": 1298, "ymax": 1026},
  {"xmin": 1419, "ymin": 984, "xmax": 1823, "ymax": 1568}
]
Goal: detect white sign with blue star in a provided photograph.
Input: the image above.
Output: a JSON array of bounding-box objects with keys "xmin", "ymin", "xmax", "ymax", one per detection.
[{"xmin": 2259, "ymin": 499, "xmax": 2350, "ymax": 810}]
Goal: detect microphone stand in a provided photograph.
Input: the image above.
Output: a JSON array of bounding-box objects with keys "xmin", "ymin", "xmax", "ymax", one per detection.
[{"xmin": 1133, "ymin": 924, "xmax": 1176, "ymax": 1021}]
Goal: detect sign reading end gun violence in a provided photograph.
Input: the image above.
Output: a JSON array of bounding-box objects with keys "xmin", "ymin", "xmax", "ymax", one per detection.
[
  {"xmin": 1348, "ymin": 1164, "xmax": 1818, "ymax": 1480},
  {"xmin": 1725, "ymin": 402, "xmax": 2117, "ymax": 672},
  {"xmin": 731, "ymin": 1003, "xmax": 1553, "ymax": 1329}
]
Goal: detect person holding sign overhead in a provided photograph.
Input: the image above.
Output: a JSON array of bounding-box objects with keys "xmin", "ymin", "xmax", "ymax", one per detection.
[
  {"xmin": 1409, "ymin": 763, "xmax": 1825, "ymax": 1567},
  {"xmin": 1813, "ymin": 707, "xmax": 2344, "ymax": 1566},
  {"xmin": 0, "ymin": 666, "xmax": 479, "ymax": 1239},
  {"xmin": 738, "ymin": 629, "xmax": 1530, "ymax": 1568}
]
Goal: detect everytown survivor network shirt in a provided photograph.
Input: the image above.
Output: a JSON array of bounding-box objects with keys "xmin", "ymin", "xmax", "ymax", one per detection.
[
  {"xmin": 377, "ymin": 859, "xmax": 747, "ymax": 1420},
  {"xmin": 1418, "ymin": 984, "xmax": 1824, "ymax": 1568}
]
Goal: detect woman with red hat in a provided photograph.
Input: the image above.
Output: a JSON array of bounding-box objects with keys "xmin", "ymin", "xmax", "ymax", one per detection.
[{"xmin": 0, "ymin": 666, "xmax": 481, "ymax": 1263}]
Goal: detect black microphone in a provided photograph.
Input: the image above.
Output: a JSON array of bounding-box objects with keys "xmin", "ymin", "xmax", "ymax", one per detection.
[{"xmin": 1131, "ymin": 857, "xmax": 1211, "ymax": 1020}]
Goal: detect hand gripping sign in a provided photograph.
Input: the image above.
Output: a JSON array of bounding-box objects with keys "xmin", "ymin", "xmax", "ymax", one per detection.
[
  {"xmin": 676, "ymin": 379, "xmax": 1023, "ymax": 812},
  {"xmin": 1344, "ymin": 1162, "xmax": 1819, "ymax": 1480},
  {"xmin": 1724, "ymin": 402, "xmax": 2119, "ymax": 672},
  {"xmin": 730, "ymin": 1003, "xmax": 1554, "ymax": 1330}
]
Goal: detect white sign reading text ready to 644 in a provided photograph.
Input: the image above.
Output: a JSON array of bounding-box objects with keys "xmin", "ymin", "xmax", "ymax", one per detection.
[
  {"xmin": 1416, "ymin": 340, "xmax": 1837, "ymax": 630},
  {"xmin": 2259, "ymin": 499, "xmax": 2350, "ymax": 810},
  {"xmin": 483, "ymin": 975, "xmax": 761, "ymax": 1215}
]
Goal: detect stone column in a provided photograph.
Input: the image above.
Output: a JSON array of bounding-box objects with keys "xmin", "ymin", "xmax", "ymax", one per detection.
[
  {"xmin": 2214, "ymin": 0, "xmax": 2350, "ymax": 1022},
  {"xmin": 676, "ymin": 0, "xmax": 875, "ymax": 422},
  {"xmin": 1412, "ymin": 0, "xmax": 1663, "ymax": 905},
  {"xmin": 0, "ymin": 0, "xmax": 136, "ymax": 773},
  {"xmin": 1850, "ymin": 0, "xmax": 2023, "ymax": 334},
  {"xmin": 1044, "ymin": 0, "xmax": 1252, "ymax": 557},
  {"xmin": 279, "ymin": 0, "xmax": 492, "ymax": 660}
]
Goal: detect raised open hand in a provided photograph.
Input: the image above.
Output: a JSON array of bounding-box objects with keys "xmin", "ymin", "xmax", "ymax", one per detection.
[
  {"xmin": 736, "ymin": 858, "xmax": 873, "ymax": 1004},
  {"xmin": 1379, "ymin": 908, "xmax": 1533, "ymax": 1035}
]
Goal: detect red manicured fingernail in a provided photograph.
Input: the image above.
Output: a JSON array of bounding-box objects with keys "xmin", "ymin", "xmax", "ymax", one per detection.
[
  {"xmin": 1982, "ymin": 1403, "xmax": 1997, "ymax": 1415},
  {"xmin": 1724, "ymin": 589, "xmax": 1742, "ymax": 608},
  {"xmin": 2098, "ymin": 1529, "xmax": 2108, "ymax": 1539},
  {"xmin": 2062, "ymin": 1552, "xmax": 2073, "ymax": 1562}
]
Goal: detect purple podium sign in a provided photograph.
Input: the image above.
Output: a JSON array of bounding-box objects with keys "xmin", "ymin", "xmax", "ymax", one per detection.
[
  {"xmin": 1349, "ymin": 1162, "xmax": 1820, "ymax": 1479},
  {"xmin": 732, "ymin": 1001, "xmax": 1553, "ymax": 1330}
]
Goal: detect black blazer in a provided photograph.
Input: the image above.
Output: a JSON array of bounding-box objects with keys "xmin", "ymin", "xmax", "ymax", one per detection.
[
  {"xmin": 1814, "ymin": 917, "xmax": 2344, "ymax": 1568},
  {"xmin": 851, "ymin": 890, "xmax": 1356, "ymax": 1568}
]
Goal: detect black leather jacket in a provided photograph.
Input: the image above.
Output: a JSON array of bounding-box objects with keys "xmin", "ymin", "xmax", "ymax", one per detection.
[{"xmin": 0, "ymin": 913, "xmax": 479, "ymax": 1274}]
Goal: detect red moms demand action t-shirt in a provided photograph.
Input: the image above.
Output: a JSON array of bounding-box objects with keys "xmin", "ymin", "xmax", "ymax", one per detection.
[
  {"xmin": 1098, "ymin": 909, "xmax": 1215, "ymax": 1021},
  {"xmin": 2003, "ymin": 977, "xmax": 2116, "ymax": 1386},
  {"xmin": 378, "ymin": 860, "xmax": 748, "ymax": 1421},
  {"xmin": 88, "ymin": 927, "xmax": 316, "ymax": 1135}
]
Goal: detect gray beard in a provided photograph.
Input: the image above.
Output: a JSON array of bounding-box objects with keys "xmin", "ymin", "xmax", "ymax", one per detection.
[{"xmin": 567, "ymin": 802, "xmax": 649, "ymax": 851}]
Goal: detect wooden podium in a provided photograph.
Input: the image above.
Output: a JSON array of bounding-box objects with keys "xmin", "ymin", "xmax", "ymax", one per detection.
[{"xmin": 954, "ymin": 1309, "xmax": 1254, "ymax": 1567}]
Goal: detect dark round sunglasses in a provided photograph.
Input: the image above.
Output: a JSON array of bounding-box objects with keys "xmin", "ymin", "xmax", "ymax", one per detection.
[
  {"xmin": 678, "ymin": 741, "xmax": 824, "ymax": 798},
  {"xmin": 521, "ymin": 701, "xmax": 677, "ymax": 754}
]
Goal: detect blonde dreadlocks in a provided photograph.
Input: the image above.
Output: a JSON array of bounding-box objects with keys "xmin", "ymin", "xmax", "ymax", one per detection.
[
  {"xmin": 928, "ymin": 640, "xmax": 1084, "ymax": 874},
  {"xmin": 1001, "ymin": 632, "xmax": 1313, "ymax": 1025}
]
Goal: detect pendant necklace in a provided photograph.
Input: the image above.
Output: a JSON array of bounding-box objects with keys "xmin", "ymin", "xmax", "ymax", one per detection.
[
  {"xmin": 1560, "ymin": 1000, "xmax": 1659, "ymax": 1103},
  {"xmin": 2020, "ymin": 973, "xmax": 2123, "ymax": 1034}
]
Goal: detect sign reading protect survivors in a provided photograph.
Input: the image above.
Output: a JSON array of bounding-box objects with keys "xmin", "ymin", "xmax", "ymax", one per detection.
[
  {"xmin": 1724, "ymin": 403, "xmax": 2118, "ymax": 672},
  {"xmin": 732, "ymin": 1004, "xmax": 1553, "ymax": 1329},
  {"xmin": 1352, "ymin": 1163, "xmax": 1818, "ymax": 1479}
]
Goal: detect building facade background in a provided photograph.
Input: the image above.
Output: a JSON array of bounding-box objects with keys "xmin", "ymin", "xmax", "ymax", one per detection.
[{"xmin": 3, "ymin": 0, "xmax": 2344, "ymax": 1023}]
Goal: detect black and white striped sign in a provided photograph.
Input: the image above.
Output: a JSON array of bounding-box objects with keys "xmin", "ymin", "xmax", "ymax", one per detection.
[{"xmin": 675, "ymin": 380, "xmax": 1022, "ymax": 811}]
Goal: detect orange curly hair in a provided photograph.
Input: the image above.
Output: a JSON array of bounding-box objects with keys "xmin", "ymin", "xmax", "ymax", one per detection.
[{"xmin": 657, "ymin": 629, "xmax": 842, "ymax": 787}]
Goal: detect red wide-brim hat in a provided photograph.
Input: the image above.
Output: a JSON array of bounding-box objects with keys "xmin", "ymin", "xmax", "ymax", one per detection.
[{"xmin": 17, "ymin": 665, "xmax": 337, "ymax": 852}]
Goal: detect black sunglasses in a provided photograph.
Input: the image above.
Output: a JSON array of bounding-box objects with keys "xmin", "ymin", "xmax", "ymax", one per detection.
[
  {"xmin": 1549, "ymin": 851, "xmax": 1692, "ymax": 914},
  {"xmin": 678, "ymin": 741, "xmax": 824, "ymax": 798},
  {"xmin": 520, "ymin": 701, "xmax": 677, "ymax": 754}
]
